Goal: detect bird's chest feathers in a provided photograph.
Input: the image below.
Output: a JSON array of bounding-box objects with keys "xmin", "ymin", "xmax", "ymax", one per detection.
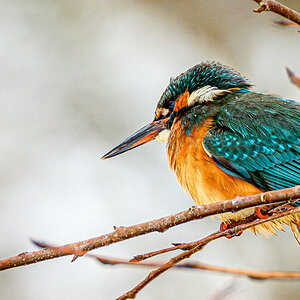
[{"xmin": 167, "ymin": 117, "xmax": 261, "ymax": 206}]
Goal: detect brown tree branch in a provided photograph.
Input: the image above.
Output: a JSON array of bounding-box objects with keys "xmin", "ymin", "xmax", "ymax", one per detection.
[
  {"xmin": 30, "ymin": 242, "xmax": 300, "ymax": 280},
  {"xmin": 92, "ymin": 255, "xmax": 300, "ymax": 280},
  {"xmin": 0, "ymin": 186, "xmax": 299, "ymax": 271},
  {"xmin": 130, "ymin": 202, "xmax": 287, "ymax": 263},
  {"xmin": 117, "ymin": 207, "xmax": 300, "ymax": 300},
  {"xmin": 252, "ymin": 1, "xmax": 300, "ymax": 25},
  {"xmin": 29, "ymin": 207, "xmax": 300, "ymax": 299},
  {"xmin": 286, "ymin": 67, "xmax": 300, "ymax": 89}
]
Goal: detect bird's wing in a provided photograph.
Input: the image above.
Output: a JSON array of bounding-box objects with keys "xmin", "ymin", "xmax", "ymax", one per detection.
[{"xmin": 203, "ymin": 93, "xmax": 300, "ymax": 193}]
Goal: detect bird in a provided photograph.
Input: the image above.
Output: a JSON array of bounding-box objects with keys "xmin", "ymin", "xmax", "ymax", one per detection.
[{"xmin": 102, "ymin": 61, "xmax": 300, "ymax": 239}]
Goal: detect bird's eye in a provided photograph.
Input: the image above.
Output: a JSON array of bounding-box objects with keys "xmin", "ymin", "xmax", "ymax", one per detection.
[
  {"xmin": 155, "ymin": 107, "xmax": 171, "ymax": 120},
  {"xmin": 161, "ymin": 108, "xmax": 170, "ymax": 116}
]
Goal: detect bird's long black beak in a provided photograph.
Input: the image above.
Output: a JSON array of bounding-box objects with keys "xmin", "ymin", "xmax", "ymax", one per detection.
[{"xmin": 101, "ymin": 118, "xmax": 169, "ymax": 160}]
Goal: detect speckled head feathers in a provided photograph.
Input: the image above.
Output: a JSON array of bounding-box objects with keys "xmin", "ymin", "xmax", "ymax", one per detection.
[{"xmin": 155, "ymin": 61, "xmax": 251, "ymax": 119}]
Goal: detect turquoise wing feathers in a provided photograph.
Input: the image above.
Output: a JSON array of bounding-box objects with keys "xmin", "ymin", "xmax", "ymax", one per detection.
[{"xmin": 203, "ymin": 92, "xmax": 300, "ymax": 202}]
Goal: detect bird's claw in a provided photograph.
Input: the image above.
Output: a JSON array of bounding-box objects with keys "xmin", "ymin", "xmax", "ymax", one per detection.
[
  {"xmin": 220, "ymin": 222, "xmax": 243, "ymax": 239},
  {"xmin": 254, "ymin": 207, "xmax": 271, "ymax": 219}
]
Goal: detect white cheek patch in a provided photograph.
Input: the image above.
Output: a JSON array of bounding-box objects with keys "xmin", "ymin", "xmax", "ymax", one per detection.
[
  {"xmin": 187, "ymin": 85, "xmax": 229, "ymax": 106},
  {"xmin": 155, "ymin": 108, "xmax": 170, "ymax": 119},
  {"xmin": 156, "ymin": 129, "xmax": 171, "ymax": 143},
  {"xmin": 161, "ymin": 108, "xmax": 170, "ymax": 116}
]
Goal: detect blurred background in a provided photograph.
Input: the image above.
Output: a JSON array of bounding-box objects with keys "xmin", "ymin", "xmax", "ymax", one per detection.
[{"xmin": 0, "ymin": 0, "xmax": 299, "ymax": 299}]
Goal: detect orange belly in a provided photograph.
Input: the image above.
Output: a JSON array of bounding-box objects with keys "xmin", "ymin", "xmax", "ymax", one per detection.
[
  {"xmin": 167, "ymin": 117, "xmax": 262, "ymax": 206},
  {"xmin": 167, "ymin": 117, "xmax": 300, "ymax": 237}
]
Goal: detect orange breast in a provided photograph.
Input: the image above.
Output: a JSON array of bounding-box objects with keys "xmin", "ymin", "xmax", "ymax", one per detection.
[
  {"xmin": 167, "ymin": 117, "xmax": 262, "ymax": 207},
  {"xmin": 167, "ymin": 117, "xmax": 300, "ymax": 236}
]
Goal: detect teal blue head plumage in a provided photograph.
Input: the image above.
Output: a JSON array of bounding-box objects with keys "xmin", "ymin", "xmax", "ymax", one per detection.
[
  {"xmin": 102, "ymin": 61, "xmax": 300, "ymax": 238},
  {"xmin": 157, "ymin": 61, "xmax": 252, "ymax": 118}
]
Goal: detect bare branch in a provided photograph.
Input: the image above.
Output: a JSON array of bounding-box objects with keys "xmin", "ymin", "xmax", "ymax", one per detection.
[
  {"xmin": 130, "ymin": 202, "xmax": 287, "ymax": 262},
  {"xmin": 274, "ymin": 19, "xmax": 298, "ymax": 26},
  {"xmin": 117, "ymin": 207, "xmax": 300, "ymax": 300},
  {"xmin": 286, "ymin": 67, "xmax": 300, "ymax": 89},
  {"xmin": 33, "ymin": 240, "xmax": 300, "ymax": 280},
  {"xmin": 0, "ymin": 186, "xmax": 299, "ymax": 271},
  {"xmin": 252, "ymin": 1, "xmax": 300, "ymax": 26},
  {"xmin": 92, "ymin": 255, "xmax": 300, "ymax": 280}
]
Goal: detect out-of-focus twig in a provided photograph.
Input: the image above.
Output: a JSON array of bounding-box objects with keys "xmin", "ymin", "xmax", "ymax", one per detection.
[
  {"xmin": 210, "ymin": 281, "xmax": 238, "ymax": 300},
  {"xmin": 91, "ymin": 254, "xmax": 300, "ymax": 280},
  {"xmin": 286, "ymin": 67, "xmax": 300, "ymax": 89},
  {"xmin": 117, "ymin": 207, "xmax": 300, "ymax": 300},
  {"xmin": 0, "ymin": 186, "xmax": 299, "ymax": 271},
  {"xmin": 274, "ymin": 19, "xmax": 298, "ymax": 26},
  {"xmin": 252, "ymin": 1, "xmax": 300, "ymax": 26},
  {"xmin": 31, "ymin": 241, "xmax": 300, "ymax": 280}
]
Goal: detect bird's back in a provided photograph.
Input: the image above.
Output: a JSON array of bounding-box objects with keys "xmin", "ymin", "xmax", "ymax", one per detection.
[
  {"xmin": 167, "ymin": 90, "xmax": 300, "ymax": 235},
  {"xmin": 204, "ymin": 92, "xmax": 300, "ymax": 193}
]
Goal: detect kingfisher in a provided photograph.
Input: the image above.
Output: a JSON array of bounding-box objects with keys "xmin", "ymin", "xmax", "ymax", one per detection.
[{"xmin": 102, "ymin": 61, "xmax": 300, "ymax": 238}]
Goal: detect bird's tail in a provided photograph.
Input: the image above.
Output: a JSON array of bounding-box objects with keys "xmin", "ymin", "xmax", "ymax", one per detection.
[{"xmin": 290, "ymin": 221, "xmax": 300, "ymax": 243}]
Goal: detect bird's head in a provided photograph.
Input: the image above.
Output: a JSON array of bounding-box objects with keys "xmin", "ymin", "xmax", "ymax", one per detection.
[{"xmin": 101, "ymin": 61, "xmax": 251, "ymax": 159}]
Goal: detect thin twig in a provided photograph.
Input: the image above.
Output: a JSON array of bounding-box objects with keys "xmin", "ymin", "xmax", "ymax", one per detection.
[
  {"xmin": 286, "ymin": 67, "xmax": 300, "ymax": 89},
  {"xmin": 253, "ymin": 1, "xmax": 300, "ymax": 26},
  {"xmin": 28, "ymin": 242, "xmax": 300, "ymax": 281},
  {"xmin": 0, "ymin": 186, "xmax": 299, "ymax": 271},
  {"xmin": 130, "ymin": 243, "xmax": 192, "ymax": 263},
  {"xmin": 117, "ymin": 207, "xmax": 300, "ymax": 300},
  {"xmin": 91, "ymin": 255, "xmax": 300, "ymax": 280},
  {"xmin": 274, "ymin": 19, "xmax": 298, "ymax": 26}
]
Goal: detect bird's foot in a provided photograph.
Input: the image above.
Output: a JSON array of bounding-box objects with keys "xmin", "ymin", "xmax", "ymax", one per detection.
[
  {"xmin": 220, "ymin": 221, "xmax": 243, "ymax": 239},
  {"xmin": 254, "ymin": 207, "xmax": 271, "ymax": 219},
  {"xmin": 220, "ymin": 207, "xmax": 275, "ymax": 239}
]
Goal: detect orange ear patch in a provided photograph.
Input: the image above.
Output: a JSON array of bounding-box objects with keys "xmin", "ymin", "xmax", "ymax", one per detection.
[{"xmin": 174, "ymin": 88, "xmax": 190, "ymax": 113}]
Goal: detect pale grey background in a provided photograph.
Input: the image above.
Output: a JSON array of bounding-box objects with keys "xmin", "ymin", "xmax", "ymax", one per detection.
[{"xmin": 0, "ymin": 1, "xmax": 299, "ymax": 299}]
